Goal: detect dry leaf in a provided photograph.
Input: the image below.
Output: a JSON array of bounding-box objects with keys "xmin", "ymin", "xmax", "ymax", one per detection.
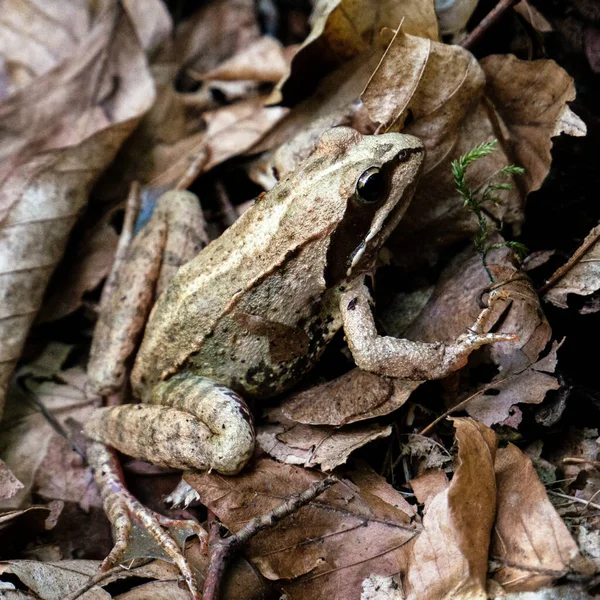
[
  {"xmin": 409, "ymin": 468, "xmax": 448, "ymax": 508},
  {"xmin": 0, "ymin": 458, "xmax": 22, "ymax": 501},
  {"xmin": 280, "ymin": 369, "xmax": 421, "ymax": 426},
  {"xmin": 0, "ymin": 560, "xmax": 109, "ymax": 600},
  {"xmin": 192, "ymin": 36, "xmax": 289, "ymax": 83},
  {"xmin": 401, "ymin": 246, "xmax": 552, "ymax": 374},
  {"xmin": 544, "ymin": 223, "xmax": 600, "ymax": 313},
  {"xmin": 514, "ymin": 0, "xmax": 553, "ymax": 33},
  {"xmin": 359, "ymin": 32, "xmax": 585, "ymax": 269},
  {"xmin": 163, "ymin": 0, "xmax": 260, "ymax": 77},
  {"xmin": 403, "ymin": 418, "xmax": 497, "ymax": 599},
  {"xmin": 272, "ymin": 0, "xmax": 439, "ymax": 104},
  {"xmin": 0, "ymin": 346, "xmax": 101, "ymax": 511},
  {"xmin": 491, "ymin": 444, "xmax": 594, "ymax": 591},
  {"xmin": 38, "ymin": 220, "xmax": 119, "ymax": 323},
  {"xmin": 257, "ymin": 406, "xmax": 392, "ymax": 470},
  {"xmin": 186, "ymin": 458, "xmax": 418, "ymax": 600},
  {"xmin": 0, "ymin": 3, "xmax": 156, "ymax": 417},
  {"xmin": 465, "ymin": 342, "xmax": 562, "ymax": 427}
]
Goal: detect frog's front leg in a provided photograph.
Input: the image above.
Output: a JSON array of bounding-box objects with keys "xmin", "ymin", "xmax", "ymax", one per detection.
[
  {"xmin": 340, "ymin": 277, "xmax": 517, "ymax": 380},
  {"xmin": 85, "ymin": 375, "xmax": 254, "ymax": 599}
]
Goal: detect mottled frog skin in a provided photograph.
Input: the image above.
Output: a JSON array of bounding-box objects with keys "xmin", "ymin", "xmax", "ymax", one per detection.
[{"xmin": 131, "ymin": 127, "xmax": 424, "ymax": 403}]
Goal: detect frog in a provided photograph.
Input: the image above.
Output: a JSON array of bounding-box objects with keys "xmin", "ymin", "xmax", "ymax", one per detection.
[{"xmin": 84, "ymin": 127, "xmax": 514, "ymax": 599}]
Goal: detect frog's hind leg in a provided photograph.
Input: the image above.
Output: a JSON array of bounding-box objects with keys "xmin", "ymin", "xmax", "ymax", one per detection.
[
  {"xmin": 87, "ymin": 442, "xmax": 204, "ymax": 600},
  {"xmin": 85, "ymin": 378, "xmax": 254, "ymax": 599},
  {"xmin": 88, "ymin": 191, "xmax": 208, "ymax": 396},
  {"xmin": 85, "ymin": 375, "xmax": 255, "ymax": 475}
]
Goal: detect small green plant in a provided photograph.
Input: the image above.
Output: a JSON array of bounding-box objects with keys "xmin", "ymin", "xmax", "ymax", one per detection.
[{"xmin": 451, "ymin": 139, "xmax": 527, "ymax": 282}]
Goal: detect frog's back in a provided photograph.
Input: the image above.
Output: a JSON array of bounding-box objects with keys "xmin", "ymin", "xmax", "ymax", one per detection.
[{"xmin": 131, "ymin": 167, "xmax": 345, "ymax": 400}]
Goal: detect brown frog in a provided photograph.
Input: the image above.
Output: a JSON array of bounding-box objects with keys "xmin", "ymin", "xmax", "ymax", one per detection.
[{"xmin": 85, "ymin": 127, "xmax": 512, "ymax": 598}]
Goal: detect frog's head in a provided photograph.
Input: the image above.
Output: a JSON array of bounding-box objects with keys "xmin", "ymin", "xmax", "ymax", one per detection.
[{"xmin": 310, "ymin": 127, "xmax": 424, "ymax": 284}]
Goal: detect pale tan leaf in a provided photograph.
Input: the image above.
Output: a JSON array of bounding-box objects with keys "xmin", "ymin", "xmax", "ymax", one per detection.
[
  {"xmin": 0, "ymin": 560, "xmax": 109, "ymax": 600},
  {"xmin": 113, "ymin": 580, "xmax": 190, "ymax": 599},
  {"xmin": 193, "ymin": 36, "xmax": 289, "ymax": 83},
  {"xmin": 403, "ymin": 419, "xmax": 497, "ymax": 599},
  {"xmin": 492, "ymin": 444, "xmax": 594, "ymax": 591},
  {"xmin": 514, "ymin": 0, "xmax": 553, "ymax": 33},
  {"xmin": 272, "ymin": 0, "xmax": 439, "ymax": 105},
  {"xmin": 544, "ymin": 223, "xmax": 600, "ymax": 312},
  {"xmin": 0, "ymin": 4, "xmax": 156, "ymax": 417},
  {"xmin": 186, "ymin": 458, "xmax": 418, "ymax": 600},
  {"xmin": 257, "ymin": 406, "xmax": 391, "ymax": 470},
  {"xmin": 358, "ymin": 32, "xmax": 585, "ymax": 269},
  {"xmin": 409, "ymin": 468, "xmax": 448, "ymax": 508}
]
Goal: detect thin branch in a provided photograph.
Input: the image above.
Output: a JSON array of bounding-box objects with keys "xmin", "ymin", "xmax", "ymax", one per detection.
[
  {"xmin": 460, "ymin": 0, "xmax": 520, "ymax": 50},
  {"xmin": 100, "ymin": 181, "xmax": 141, "ymax": 310},
  {"xmin": 419, "ymin": 375, "xmax": 511, "ymax": 436},
  {"xmin": 202, "ymin": 475, "xmax": 338, "ymax": 600},
  {"xmin": 548, "ymin": 490, "xmax": 600, "ymax": 512},
  {"xmin": 562, "ymin": 457, "xmax": 600, "ymax": 469},
  {"xmin": 538, "ymin": 224, "xmax": 600, "ymax": 294}
]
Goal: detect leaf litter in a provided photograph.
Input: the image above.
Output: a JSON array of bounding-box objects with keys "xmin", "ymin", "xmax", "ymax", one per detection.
[{"xmin": 0, "ymin": 0, "xmax": 598, "ymax": 599}]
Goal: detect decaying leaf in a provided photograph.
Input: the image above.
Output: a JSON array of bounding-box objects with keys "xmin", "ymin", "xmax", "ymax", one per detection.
[
  {"xmin": 402, "ymin": 419, "xmax": 497, "ymax": 599},
  {"xmin": 280, "ymin": 369, "xmax": 421, "ymax": 426},
  {"xmin": 0, "ymin": 3, "xmax": 158, "ymax": 417},
  {"xmin": 491, "ymin": 444, "xmax": 594, "ymax": 591},
  {"xmin": 544, "ymin": 223, "xmax": 600, "ymax": 313},
  {"xmin": 0, "ymin": 345, "xmax": 101, "ymax": 511},
  {"xmin": 192, "ymin": 35, "xmax": 289, "ymax": 83},
  {"xmin": 0, "ymin": 458, "xmax": 22, "ymax": 501},
  {"xmin": 273, "ymin": 0, "xmax": 439, "ymax": 104},
  {"xmin": 257, "ymin": 406, "xmax": 391, "ymax": 470},
  {"xmin": 186, "ymin": 458, "xmax": 418, "ymax": 600},
  {"xmin": 360, "ymin": 32, "xmax": 585, "ymax": 269},
  {"xmin": 401, "ymin": 245, "xmax": 552, "ymax": 375},
  {"xmin": 465, "ymin": 342, "xmax": 562, "ymax": 427}
]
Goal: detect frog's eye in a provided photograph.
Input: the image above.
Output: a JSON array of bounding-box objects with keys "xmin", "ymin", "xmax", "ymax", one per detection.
[{"xmin": 355, "ymin": 167, "xmax": 386, "ymax": 204}]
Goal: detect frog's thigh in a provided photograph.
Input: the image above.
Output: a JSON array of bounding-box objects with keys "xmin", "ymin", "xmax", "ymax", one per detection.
[
  {"xmin": 84, "ymin": 375, "xmax": 254, "ymax": 475},
  {"xmin": 340, "ymin": 278, "xmax": 507, "ymax": 381}
]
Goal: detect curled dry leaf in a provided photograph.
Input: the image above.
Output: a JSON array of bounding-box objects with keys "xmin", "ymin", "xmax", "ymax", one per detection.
[
  {"xmin": 186, "ymin": 458, "xmax": 418, "ymax": 600},
  {"xmin": 272, "ymin": 0, "xmax": 439, "ymax": 105},
  {"xmin": 359, "ymin": 31, "xmax": 585, "ymax": 268},
  {"xmin": 544, "ymin": 223, "xmax": 600, "ymax": 313},
  {"xmin": 257, "ymin": 406, "xmax": 392, "ymax": 471},
  {"xmin": 403, "ymin": 246, "xmax": 552, "ymax": 374},
  {"xmin": 491, "ymin": 444, "xmax": 594, "ymax": 591},
  {"xmin": 280, "ymin": 368, "xmax": 421, "ymax": 426},
  {"xmin": 0, "ymin": 3, "xmax": 157, "ymax": 417},
  {"xmin": 192, "ymin": 36, "xmax": 289, "ymax": 83},
  {"xmin": 403, "ymin": 418, "xmax": 497, "ymax": 599}
]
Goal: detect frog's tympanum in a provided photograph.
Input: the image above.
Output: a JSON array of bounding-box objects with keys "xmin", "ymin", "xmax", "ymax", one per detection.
[{"xmin": 85, "ymin": 127, "xmax": 513, "ymax": 598}]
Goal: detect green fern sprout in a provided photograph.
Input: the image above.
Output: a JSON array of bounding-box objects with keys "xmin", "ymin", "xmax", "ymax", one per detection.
[{"xmin": 451, "ymin": 140, "xmax": 526, "ymax": 282}]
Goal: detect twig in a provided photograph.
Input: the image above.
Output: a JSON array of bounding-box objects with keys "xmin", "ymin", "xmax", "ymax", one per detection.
[
  {"xmin": 100, "ymin": 181, "xmax": 141, "ymax": 310},
  {"xmin": 202, "ymin": 475, "xmax": 338, "ymax": 600},
  {"xmin": 562, "ymin": 457, "xmax": 600, "ymax": 469},
  {"xmin": 419, "ymin": 375, "xmax": 511, "ymax": 436},
  {"xmin": 548, "ymin": 490, "xmax": 600, "ymax": 511},
  {"xmin": 538, "ymin": 224, "xmax": 600, "ymax": 294},
  {"xmin": 460, "ymin": 0, "xmax": 520, "ymax": 50},
  {"xmin": 64, "ymin": 559, "xmax": 153, "ymax": 600},
  {"xmin": 175, "ymin": 148, "xmax": 210, "ymax": 191}
]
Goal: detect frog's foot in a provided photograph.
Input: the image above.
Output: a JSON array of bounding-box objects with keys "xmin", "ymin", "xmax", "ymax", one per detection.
[
  {"xmin": 340, "ymin": 279, "xmax": 518, "ymax": 381},
  {"xmin": 88, "ymin": 442, "xmax": 203, "ymax": 600}
]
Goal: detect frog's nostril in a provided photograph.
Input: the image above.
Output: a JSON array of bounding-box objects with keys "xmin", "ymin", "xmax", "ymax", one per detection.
[{"xmin": 397, "ymin": 149, "xmax": 409, "ymax": 161}]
